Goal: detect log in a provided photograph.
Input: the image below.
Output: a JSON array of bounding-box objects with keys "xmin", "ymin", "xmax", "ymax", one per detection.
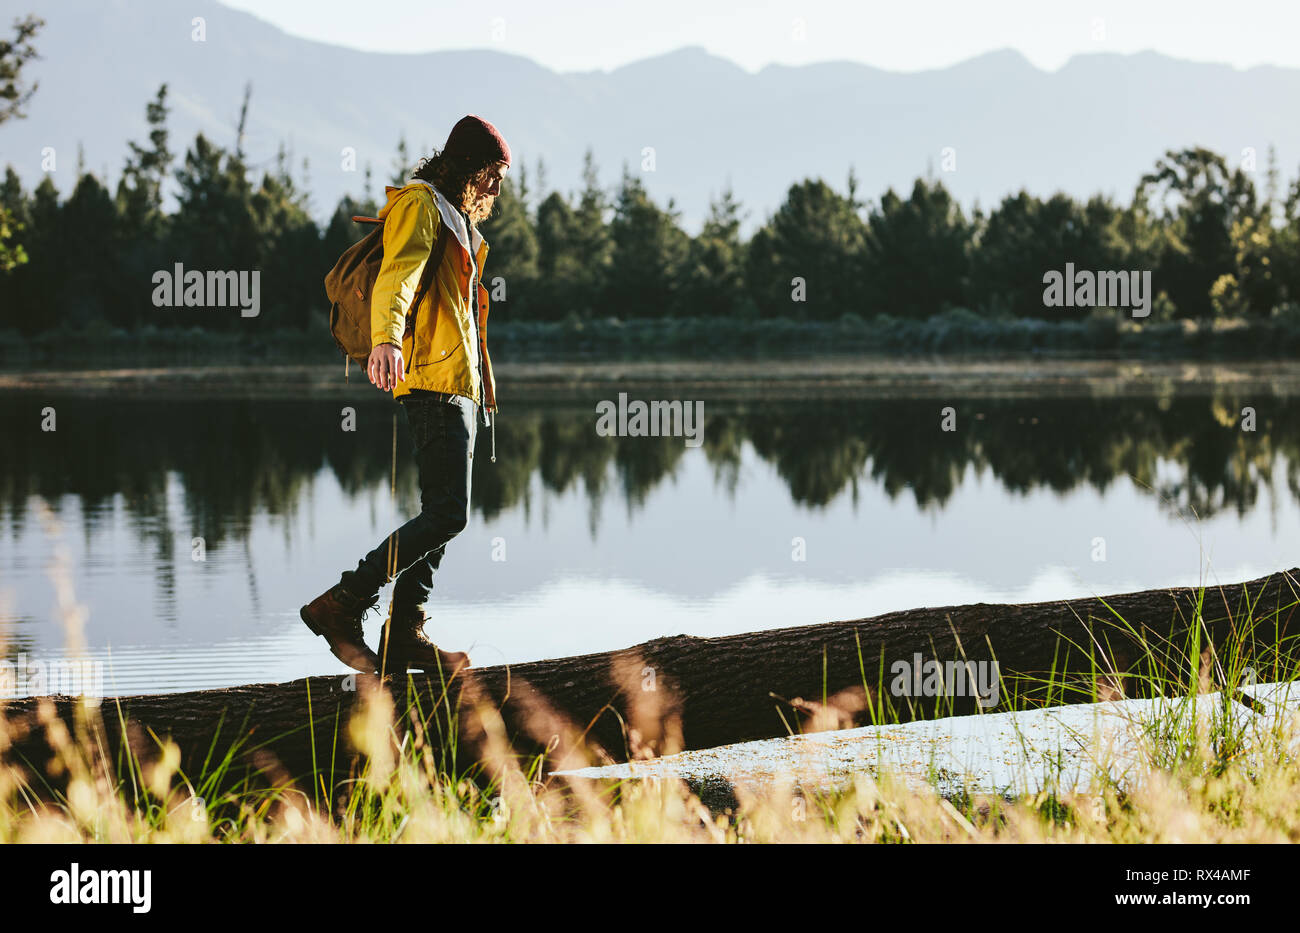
[{"xmin": 4, "ymin": 569, "xmax": 1298, "ymax": 804}]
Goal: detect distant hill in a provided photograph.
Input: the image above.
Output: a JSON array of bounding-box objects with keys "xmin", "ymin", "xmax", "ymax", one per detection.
[{"xmin": 2, "ymin": 0, "xmax": 1298, "ymax": 233}]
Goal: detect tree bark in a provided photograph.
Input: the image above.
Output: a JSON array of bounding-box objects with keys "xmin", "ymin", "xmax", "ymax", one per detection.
[{"xmin": 5, "ymin": 568, "xmax": 1297, "ymax": 800}]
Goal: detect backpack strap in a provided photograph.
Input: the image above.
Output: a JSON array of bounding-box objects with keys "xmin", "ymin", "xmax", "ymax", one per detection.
[{"xmin": 405, "ymin": 218, "xmax": 451, "ymax": 337}]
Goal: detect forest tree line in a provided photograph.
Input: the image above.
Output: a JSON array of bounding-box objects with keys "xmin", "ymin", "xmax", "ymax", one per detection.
[{"xmin": 4, "ymin": 80, "xmax": 1300, "ymax": 337}]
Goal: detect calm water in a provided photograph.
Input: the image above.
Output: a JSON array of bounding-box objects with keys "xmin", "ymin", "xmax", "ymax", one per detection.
[{"xmin": 3, "ymin": 361, "xmax": 1299, "ymax": 695}]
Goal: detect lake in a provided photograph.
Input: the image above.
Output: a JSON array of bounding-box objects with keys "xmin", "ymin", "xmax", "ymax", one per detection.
[{"xmin": 2, "ymin": 358, "xmax": 1298, "ymax": 696}]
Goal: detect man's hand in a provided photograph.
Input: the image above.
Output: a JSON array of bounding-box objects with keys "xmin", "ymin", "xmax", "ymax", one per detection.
[{"xmin": 367, "ymin": 343, "xmax": 405, "ymax": 391}]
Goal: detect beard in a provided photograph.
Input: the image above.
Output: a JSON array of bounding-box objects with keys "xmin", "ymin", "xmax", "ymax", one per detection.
[{"xmin": 465, "ymin": 192, "xmax": 497, "ymax": 226}]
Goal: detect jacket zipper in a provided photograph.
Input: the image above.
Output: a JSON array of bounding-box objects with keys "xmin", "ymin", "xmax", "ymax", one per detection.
[
  {"xmin": 461, "ymin": 206, "xmax": 498, "ymax": 463},
  {"xmin": 481, "ymin": 302, "xmax": 496, "ymax": 462}
]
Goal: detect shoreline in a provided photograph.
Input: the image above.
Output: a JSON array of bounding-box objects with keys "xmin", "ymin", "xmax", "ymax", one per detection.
[
  {"xmin": 4, "ymin": 309, "xmax": 1300, "ymax": 372},
  {"xmin": 2, "ymin": 355, "xmax": 1299, "ymax": 400}
]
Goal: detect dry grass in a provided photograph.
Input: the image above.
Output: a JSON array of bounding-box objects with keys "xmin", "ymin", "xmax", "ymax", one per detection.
[{"xmin": 3, "ymin": 673, "xmax": 1300, "ymax": 844}]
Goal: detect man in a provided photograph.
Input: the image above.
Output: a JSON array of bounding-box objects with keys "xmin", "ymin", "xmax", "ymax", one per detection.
[{"xmin": 300, "ymin": 114, "xmax": 509, "ymax": 677}]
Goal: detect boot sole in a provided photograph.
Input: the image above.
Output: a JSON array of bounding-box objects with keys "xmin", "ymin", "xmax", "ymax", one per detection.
[
  {"xmin": 377, "ymin": 650, "xmax": 469, "ymax": 678},
  {"xmin": 300, "ymin": 606, "xmax": 380, "ymax": 673}
]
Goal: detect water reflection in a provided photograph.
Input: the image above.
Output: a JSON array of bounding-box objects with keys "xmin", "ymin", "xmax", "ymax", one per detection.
[{"xmin": 2, "ymin": 394, "xmax": 1291, "ymax": 533}]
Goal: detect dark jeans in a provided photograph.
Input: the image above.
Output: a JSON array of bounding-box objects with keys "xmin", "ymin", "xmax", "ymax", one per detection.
[{"xmin": 338, "ymin": 391, "xmax": 477, "ymax": 610}]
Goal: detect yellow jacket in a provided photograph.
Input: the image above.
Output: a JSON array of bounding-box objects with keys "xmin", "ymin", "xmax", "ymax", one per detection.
[{"xmin": 370, "ymin": 181, "xmax": 497, "ymax": 412}]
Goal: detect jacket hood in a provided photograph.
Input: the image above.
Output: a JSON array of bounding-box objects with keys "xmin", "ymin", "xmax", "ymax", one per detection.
[{"xmin": 379, "ymin": 181, "xmax": 484, "ymax": 257}]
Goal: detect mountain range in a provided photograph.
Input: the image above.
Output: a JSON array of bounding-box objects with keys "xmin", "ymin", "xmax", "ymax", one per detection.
[{"xmin": 2, "ymin": 0, "xmax": 1298, "ymax": 234}]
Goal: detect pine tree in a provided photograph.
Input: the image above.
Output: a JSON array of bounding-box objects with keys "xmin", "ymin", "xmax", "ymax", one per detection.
[
  {"xmin": 252, "ymin": 142, "xmax": 322, "ymax": 328},
  {"xmin": 680, "ymin": 184, "xmax": 750, "ymax": 317},
  {"xmin": 0, "ymin": 15, "xmax": 42, "ymax": 271},
  {"xmin": 747, "ymin": 178, "xmax": 868, "ymax": 319},
  {"xmin": 170, "ymin": 133, "xmax": 259, "ymax": 330},
  {"xmin": 59, "ymin": 171, "xmax": 120, "ymax": 327},
  {"xmin": 116, "ymin": 84, "xmax": 172, "ymax": 240},
  {"xmin": 1138, "ymin": 147, "xmax": 1258, "ymax": 319},
  {"xmin": 0, "ymin": 14, "xmax": 41, "ymax": 122},
  {"xmin": 2, "ymin": 174, "xmax": 56, "ymax": 333},
  {"xmin": 567, "ymin": 149, "xmax": 612, "ymax": 318},
  {"xmin": 605, "ymin": 166, "xmax": 689, "ymax": 318},
  {"xmin": 477, "ymin": 175, "xmax": 538, "ymax": 321},
  {"xmin": 534, "ymin": 190, "xmax": 578, "ymax": 320},
  {"xmin": 861, "ymin": 178, "xmax": 971, "ymax": 320},
  {"xmin": 390, "ymin": 136, "xmax": 411, "ymax": 186}
]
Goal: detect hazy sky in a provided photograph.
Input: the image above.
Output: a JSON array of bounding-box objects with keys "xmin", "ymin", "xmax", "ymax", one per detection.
[{"xmin": 218, "ymin": 0, "xmax": 1300, "ymax": 73}]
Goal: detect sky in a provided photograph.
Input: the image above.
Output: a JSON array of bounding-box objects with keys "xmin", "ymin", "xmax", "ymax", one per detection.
[{"xmin": 217, "ymin": 0, "xmax": 1300, "ymax": 73}]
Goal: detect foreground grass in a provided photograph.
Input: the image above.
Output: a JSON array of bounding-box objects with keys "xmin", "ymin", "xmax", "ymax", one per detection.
[
  {"xmin": 4, "ymin": 662, "xmax": 1300, "ymax": 843},
  {"xmin": 4, "ymin": 699, "xmax": 1300, "ymax": 843}
]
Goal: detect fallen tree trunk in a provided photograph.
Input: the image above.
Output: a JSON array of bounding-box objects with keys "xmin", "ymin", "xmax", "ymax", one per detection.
[{"xmin": 5, "ymin": 569, "xmax": 1298, "ymax": 803}]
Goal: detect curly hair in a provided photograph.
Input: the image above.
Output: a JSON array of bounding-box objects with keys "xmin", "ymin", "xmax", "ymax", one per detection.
[{"xmin": 410, "ymin": 149, "xmax": 498, "ymax": 225}]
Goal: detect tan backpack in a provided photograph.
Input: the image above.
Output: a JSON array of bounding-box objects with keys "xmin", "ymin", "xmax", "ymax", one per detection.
[{"xmin": 324, "ymin": 209, "xmax": 451, "ymax": 379}]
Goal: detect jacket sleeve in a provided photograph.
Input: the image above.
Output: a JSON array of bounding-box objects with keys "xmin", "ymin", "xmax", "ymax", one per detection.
[{"xmin": 370, "ymin": 190, "xmax": 440, "ymax": 350}]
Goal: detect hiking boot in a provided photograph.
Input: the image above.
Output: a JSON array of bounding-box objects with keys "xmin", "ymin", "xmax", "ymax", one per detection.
[
  {"xmin": 377, "ymin": 608, "xmax": 470, "ymax": 677},
  {"xmin": 300, "ymin": 584, "xmax": 382, "ymax": 673}
]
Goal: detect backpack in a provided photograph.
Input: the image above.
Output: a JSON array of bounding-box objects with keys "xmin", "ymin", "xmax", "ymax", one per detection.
[{"xmin": 324, "ymin": 203, "xmax": 451, "ymax": 379}]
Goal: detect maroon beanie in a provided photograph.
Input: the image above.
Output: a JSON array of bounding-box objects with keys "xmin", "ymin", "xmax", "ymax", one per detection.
[{"xmin": 441, "ymin": 114, "xmax": 511, "ymax": 168}]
